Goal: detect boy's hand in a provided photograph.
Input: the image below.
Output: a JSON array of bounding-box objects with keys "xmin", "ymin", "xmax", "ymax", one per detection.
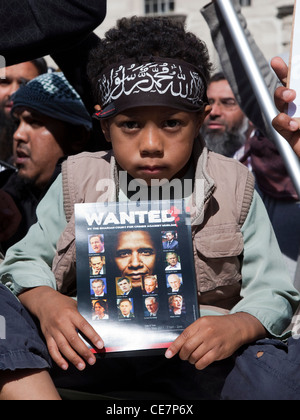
[
  {"xmin": 271, "ymin": 56, "xmax": 300, "ymax": 158},
  {"xmin": 19, "ymin": 287, "xmax": 104, "ymax": 371},
  {"xmin": 165, "ymin": 313, "xmax": 266, "ymax": 370}
]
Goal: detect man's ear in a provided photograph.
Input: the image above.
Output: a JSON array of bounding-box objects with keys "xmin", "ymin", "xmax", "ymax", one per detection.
[{"xmin": 100, "ymin": 120, "xmax": 111, "ymax": 143}]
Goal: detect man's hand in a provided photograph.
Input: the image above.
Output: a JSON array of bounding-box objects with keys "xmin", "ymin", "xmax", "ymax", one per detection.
[
  {"xmin": 19, "ymin": 286, "xmax": 104, "ymax": 371},
  {"xmin": 271, "ymin": 56, "xmax": 300, "ymax": 158},
  {"xmin": 0, "ymin": 190, "xmax": 22, "ymax": 242},
  {"xmin": 165, "ymin": 313, "xmax": 266, "ymax": 370}
]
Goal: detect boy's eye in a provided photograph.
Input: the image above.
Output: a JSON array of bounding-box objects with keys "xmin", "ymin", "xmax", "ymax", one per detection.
[
  {"xmin": 164, "ymin": 120, "xmax": 181, "ymax": 129},
  {"xmin": 123, "ymin": 121, "xmax": 139, "ymax": 130}
]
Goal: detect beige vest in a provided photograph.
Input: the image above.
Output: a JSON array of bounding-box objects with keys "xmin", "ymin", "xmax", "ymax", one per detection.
[{"xmin": 52, "ymin": 143, "xmax": 254, "ymax": 311}]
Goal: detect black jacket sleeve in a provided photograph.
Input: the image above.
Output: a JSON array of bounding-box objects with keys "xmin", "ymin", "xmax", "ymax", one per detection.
[{"xmin": 0, "ymin": 0, "xmax": 106, "ymax": 66}]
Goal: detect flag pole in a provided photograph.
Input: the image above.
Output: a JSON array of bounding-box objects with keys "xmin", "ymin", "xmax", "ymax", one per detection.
[{"xmin": 215, "ymin": 0, "xmax": 300, "ymax": 198}]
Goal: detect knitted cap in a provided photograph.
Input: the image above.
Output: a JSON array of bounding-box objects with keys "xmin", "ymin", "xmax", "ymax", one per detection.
[{"xmin": 11, "ymin": 72, "xmax": 92, "ymax": 131}]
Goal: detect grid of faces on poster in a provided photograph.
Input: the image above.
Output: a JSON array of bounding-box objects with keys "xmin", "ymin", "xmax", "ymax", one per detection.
[{"xmin": 88, "ymin": 230, "xmax": 187, "ymax": 323}]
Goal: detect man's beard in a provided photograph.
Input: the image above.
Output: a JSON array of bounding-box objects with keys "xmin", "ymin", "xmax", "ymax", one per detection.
[
  {"xmin": 202, "ymin": 118, "xmax": 249, "ymax": 158},
  {"xmin": 14, "ymin": 171, "xmax": 41, "ymax": 194}
]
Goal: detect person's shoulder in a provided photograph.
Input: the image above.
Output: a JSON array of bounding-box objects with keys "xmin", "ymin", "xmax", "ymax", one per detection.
[
  {"xmin": 63, "ymin": 150, "xmax": 115, "ymax": 177},
  {"xmin": 207, "ymin": 150, "xmax": 247, "ymax": 168},
  {"xmin": 206, "ymin": 150, "xmax": 255, "ymax": 224},
  {"xmin": 207, "ymin": 150, "xmax": 253, "ymax": 179},
  {"xmin": 66, "ymin": 150, "xmax": 113, "ymax": 163}
]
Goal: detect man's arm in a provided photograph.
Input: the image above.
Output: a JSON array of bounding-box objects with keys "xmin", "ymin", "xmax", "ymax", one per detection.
[
  {"xmin": 0, "ymin": 0, "xmax": 106, "ymax": 66},
  {"xmin": 51, "ymin": 33, "xmax": 108, "ymax": 151}
]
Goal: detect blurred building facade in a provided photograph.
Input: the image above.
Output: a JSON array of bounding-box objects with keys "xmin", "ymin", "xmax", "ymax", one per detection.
[{"xmin": 94, "ymin": 0, "xmax": 294, "ymax": 66}]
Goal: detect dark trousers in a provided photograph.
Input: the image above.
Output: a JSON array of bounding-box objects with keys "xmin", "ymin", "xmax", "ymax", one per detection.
[
  {"xmin": 52, "ymin": 338, "xmax": 300, "ymax": 400},
  {"xmin": 222, "ymin": 338, "xmax": 300, "ymax": 400},
  {"xmin": 0, "ymin": 284, "xmax": 51, "ymax": 371}
]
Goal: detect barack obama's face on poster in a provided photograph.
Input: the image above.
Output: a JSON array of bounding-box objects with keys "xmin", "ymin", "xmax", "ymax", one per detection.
[{"xmin": 114, "ymin": 230, "xmax": 157, "ymax": 288}]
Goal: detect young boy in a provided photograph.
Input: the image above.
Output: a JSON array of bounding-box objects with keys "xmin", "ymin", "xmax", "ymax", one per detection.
[{"xmin": 1, "ymin": 17, "xmax": 299, "ymax": 400}]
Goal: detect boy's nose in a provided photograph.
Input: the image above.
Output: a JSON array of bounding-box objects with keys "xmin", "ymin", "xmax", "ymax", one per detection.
[{"xmin": 139, "ymin": 126, "xmax": 163, "ymax": 156}]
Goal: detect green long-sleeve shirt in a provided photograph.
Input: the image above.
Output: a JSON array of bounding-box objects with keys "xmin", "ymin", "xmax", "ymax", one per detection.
[{"xmin": 0, "ymin": 173, "xmax": 299, "ymax": 338}]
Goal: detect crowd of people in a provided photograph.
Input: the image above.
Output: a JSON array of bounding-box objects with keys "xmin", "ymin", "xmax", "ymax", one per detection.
[{"xmin": 0, "ymin": 0, "xmax": 300, "ymax": 401}]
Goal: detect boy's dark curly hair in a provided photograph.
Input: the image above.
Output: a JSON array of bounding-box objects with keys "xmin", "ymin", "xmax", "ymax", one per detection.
[{"xmin": 87, "ymin": 16, "xmax": 213, "ymax": 104}]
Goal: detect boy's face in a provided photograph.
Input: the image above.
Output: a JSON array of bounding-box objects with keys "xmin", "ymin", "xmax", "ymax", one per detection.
[{"xmin": 101, "ymin": 106, "xmax": 208, "ymax": 185}]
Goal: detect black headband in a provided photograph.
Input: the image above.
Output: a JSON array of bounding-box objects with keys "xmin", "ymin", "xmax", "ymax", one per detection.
[{"xmin": 94, "ymin": 57, "xmax": 208, "ymax": 119}]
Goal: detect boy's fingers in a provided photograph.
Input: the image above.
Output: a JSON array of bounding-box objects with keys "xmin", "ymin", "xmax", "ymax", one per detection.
[
  {"xmin": 46, "ymin": 335, "xmax": 69, "ymax": 371},
  {"xmin": 49, "ymin": 325, "xmax": 94, "ymax": 371},
  {"xmin": 165, "ymin": 328, "xmax": 194, "ymax": 360},
  {"xmin": 45, "ymin": 315, "xmax": 104, "ymax": 371},
  {"xmin": 74, "ymin": 316, "xmax": 104, "ymax": 352},
  {"xmin": 63, "ymin": 316, "xmax": 104, "ymax": 368},
  {"xmin": 62, "ymin": 329, "xmax": 93, "ymax": 369},
  {"xmin": 194, "ymin": 349, "xmax": 217, "ymax": 371}
]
